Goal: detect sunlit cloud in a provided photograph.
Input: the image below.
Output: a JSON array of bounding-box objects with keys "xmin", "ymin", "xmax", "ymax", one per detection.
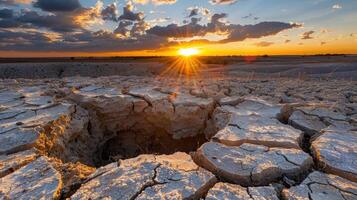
[
  {"xmin": 0, "ymin": 0, "xmax": 32, "ymax": 5},
  {"xmin": 0, "ymin": 0, "xmax": 355, "ymax": 55},
  {"xmin": 332, "ymin": 4, "xmax": 342, "ymax": 10},
  {"xmin": 210, "ymin": 0, "xmax": 237, "ymax": 5},
  {"xmin": 187, "ymin": 7, "xmax": 211, "ymax": 18},
  {"xmin": 74, "ymin": 1, "xmax": 103, "ymax": 28}
]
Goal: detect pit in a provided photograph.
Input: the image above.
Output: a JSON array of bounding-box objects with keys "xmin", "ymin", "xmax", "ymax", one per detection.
[{"xmin": 43, "ymin": 90, "xmax": 216, "ymax": 169}]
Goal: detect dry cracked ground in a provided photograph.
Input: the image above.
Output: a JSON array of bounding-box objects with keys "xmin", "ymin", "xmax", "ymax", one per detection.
[{"xmin": 0, "ymin": 75, "xmax": 356, "ymax": 200}]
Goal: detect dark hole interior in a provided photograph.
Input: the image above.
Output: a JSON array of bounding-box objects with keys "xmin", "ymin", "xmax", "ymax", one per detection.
[{"xmin": 96, "ymin": 129, "xmax": 208, "ymax": 167}]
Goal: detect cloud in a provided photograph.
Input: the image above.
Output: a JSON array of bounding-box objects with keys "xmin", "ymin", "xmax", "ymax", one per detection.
[
  {"xmin": 188, "ymin": 8, "xmax": 199, "ymax": 17},
  {"xmin": 0, "ymin": 0, "xmax": 32, "ymax": 5},
  {"xmin": 75, "ymin": 1, "xmax": 103, "ymax": 28},
  {"xmin": 332, "ymin": 4, "xmax": 342, "ymax": 9},
  {"xmin": 320, "ymin": 29, "xmax": 330, "ymax": 34},
  {"xmin": 132, "ymin": 0, "xmax": 177, "ymax": 5},
  {"xmin": 0, "ymin": 9, "xmax": 13, "ymax": 19},
  {"xmin": 187, "ymin": 7, "xmax": 210, "ymax": 18},
  {"xmin": 118, "ymin": 3, "xmax": 144, "ymax": 21},
  {"xmin": 0, "ymin": 3, "xmax": 300, "ymax": 53},
  {"xmin": 101, "ymin": 3, "xmax": 118, "ymax": 22},
  {"xmin": 221, "ymin": 22, "xmax": 301, "ymax": 43},
  {"xmin": 0, "ymin": 18, "xmax": 24, "ymax": 28},
  {"xmin": 320, "ymin": 41, "xmax": 326, "ymax": 45},
  {"xmin": 0, "ymin": 2, "xmax": 102, "ymax": 32},
  {"xmin": 255, "ymin": 41, "xmax": 274, "ymax": 47},
  {"xmin": 152, "ymin": 0, "xmax": 177, "ymax": 5},
  {"xmin": 242, "ymin": 13, "xmax": 259, "ymax": 21},
  {"xmin": 10, "ymin": 10, "xmax": 82, "ymax": 32},
  {"xmin": 147, "ymin": 18, "xmax": 206, "ymax": 38},
  {"xmin": 301, "ymin": 31, "xmax": 314, "ymax": 39},
  {"xmin": 210, "ymin": 0, "xmax": 237, "ymax": 5},
  {"xmin": 148, "ymin": 17, "xmax": 170, "ymax": 24},
  {"xmin": 114, "ymin": 21, "xmax": 133, "ymax": 36},
  {"xmin": 0, "ymin": 28, "xmax": 167, "ymax": 52},
  {"xmin": 148, "ymin": 13, "xmax": 300, "ymax": 44},
  {"xmin": 33, "ymin": 0, "xmax": 82, "ymax": 12},
  {"xmin": 285, "ymin": 39, "xmax": 291, "ymax": 43}
]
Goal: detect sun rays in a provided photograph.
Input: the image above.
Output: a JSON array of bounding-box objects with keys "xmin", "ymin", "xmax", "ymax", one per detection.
[{"xmin": 159, "ymin": 49, "xmax": 203, "ymax": 79}]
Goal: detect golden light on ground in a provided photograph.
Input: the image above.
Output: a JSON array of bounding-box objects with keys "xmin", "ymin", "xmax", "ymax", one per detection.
[
  {"xmin": 160, "ymin": 56, "xmax": 202, "ymax": 78},
  {"xmin": 178, "ymin": 48, "xmax": 200, "ymax": 57}
]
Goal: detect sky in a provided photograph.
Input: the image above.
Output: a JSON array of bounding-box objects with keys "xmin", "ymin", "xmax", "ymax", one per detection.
[{"xmin": 0, "ymin": 0, "xmax": 357, "ymax": 57}]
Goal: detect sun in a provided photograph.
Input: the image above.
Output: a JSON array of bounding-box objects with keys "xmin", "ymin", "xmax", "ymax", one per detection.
[{"xmin": 178, "ymin": 48, "xmax": 200, "ymax": 57}]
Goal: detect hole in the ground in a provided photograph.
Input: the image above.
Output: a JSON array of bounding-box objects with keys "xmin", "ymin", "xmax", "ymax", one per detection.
[{"xmin": 97, "ymin": 130, "xmax": 207, "ymax": 167}]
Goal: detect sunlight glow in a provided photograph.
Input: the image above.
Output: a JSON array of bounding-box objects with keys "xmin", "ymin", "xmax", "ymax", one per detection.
[{"xmin": 178, "ymin": 48, "xmax": 200, "ymax": 57}]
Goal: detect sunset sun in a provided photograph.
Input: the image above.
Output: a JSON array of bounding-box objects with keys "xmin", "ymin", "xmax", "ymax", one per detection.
[{"xmin": 178, "ymin": 48, "xmax": 200, "ymax": 57}]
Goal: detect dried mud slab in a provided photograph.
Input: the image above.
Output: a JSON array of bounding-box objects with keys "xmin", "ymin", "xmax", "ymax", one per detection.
[
  {"xmin": 206, "ymin": 182, "xmax": 279, "ymax": 200},
  {"xmin": 193, "ymin": 142, "xmax": 313, "ymax": 186},
  {"xmin": 0, "ymin": 88, "xmax": 93, "ymax": 164},
  {"xmin": 311, "ymin": 130, "xmax": 357, "ymax": 182},
  {"xmin": 0, "ymin": 156, "xmax": 62, "ymax": 200},
  {"xmin": 0, "ymin": 148, "xmax": 38, "ymax": 178},
  {"xmin": 225, "ymin": 98, "xmax": 282, "ymax": 118},
  {"xmin": 71, "ymin": 152, "xmax": 217, "ymax": 200},
  {"xmin": 212, "ymin": 115, "xmax": 303, "ymax": 149},
  {"xmin": 206, "ymin": 98, "xmax": 279, "ymax": 132},
  {"xmin": 282, "ymin": 171, "xmax": 357, "ymax": 200},
  {"xmin": 288, "ymin": 110, "xmax": 326, "ymax": 136},
  {"xmin": 205, "ymin": 98, "xmax": 297, "ymax": 144},
  {"xmin": 288, "ymin": 106, "xmax": 350, "ymax": 136}
]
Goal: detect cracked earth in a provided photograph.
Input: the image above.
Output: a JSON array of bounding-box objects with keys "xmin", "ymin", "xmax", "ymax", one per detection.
[{"xmin": 0, "ymin": 75, "xmax": 356, "ymax": 199}]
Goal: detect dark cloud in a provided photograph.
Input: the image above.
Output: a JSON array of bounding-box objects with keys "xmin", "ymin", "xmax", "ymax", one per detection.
[
  {"xmin": 285, "ymin": 39, "xmax": 291, "ymax": 43},
  {"xmin": 221, "ymin": 22, "xmax": 301, "ymax": 43},
  {"xmin": 130, "ymin": 20, "xmax": 150, "ymax": 36},
  {"xmin": 0, "ymin": 6, "xmax": 100, "ymax": 32},
  {"xmin": 0, "ymin": 29, "xmax": 54, "ymax": 50},
  {"xmin": 255, "ymin": 41, "xmax": 274, "ymax": 47},
  {"xmin": 17, "ymin": 10, "xmax": 81, "ymax": 32},
  {"xmin": 0, "ymin": 9, "xmax": 13, "ymax": 18},
  {"xmin": 0, "ymin": 29, "xmax": 167, "ymax": 52},
  {"xmin": 114, "ymin": 20, "xmax": 133, "ymax": 35},
  {"xmin": 148, "ymin": 13, "xmax": 299, "ymax": 43},
  {"xmin": 188, "ymin": 8, "xmax": 199, "ymax": 17},
  {"xmin": 147, "ymin": 17, "xmax": 207, "ymax": 38},
  {"xmin": 0, "ymin": 18, "xmax": 24, "ymax": 28},
  {"xmin": 242, "ymin": 13, "xmax": 259, "ymax": 20},
  {"xmin": 301, "ymin": 31, "xmax": 314, "ymax": 39},
  {"xmin": 33, "ymin": 0, "xmax": 82, "ymax": 12},
  {"xmin": 210, "ymin": 0, "xmax": 237, "ymax": 5},
  {"xmin": 242, "ymin": 13, "xmax": 253, "ymax": 19},
  {"xmin": 101, "ymin": 3, "xmax": 118, "ymax": 22},
  {"xmin": 118, "ymin": 3, "xmax": 143, "ymax": 21}
]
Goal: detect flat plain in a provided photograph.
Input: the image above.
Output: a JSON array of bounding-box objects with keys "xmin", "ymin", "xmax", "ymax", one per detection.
[{"xmin": 0, "ymin": 55, "xmax": 356, "ymax": 199}]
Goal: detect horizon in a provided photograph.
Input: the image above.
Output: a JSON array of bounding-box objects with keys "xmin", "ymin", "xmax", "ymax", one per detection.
[
  {"xmin": 1, "ymin": 0, "xmax": 357, "ymax": 56},
  {"xmin": 2, "ymin": 54, "xmax": 357, "ymax": 59}
]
